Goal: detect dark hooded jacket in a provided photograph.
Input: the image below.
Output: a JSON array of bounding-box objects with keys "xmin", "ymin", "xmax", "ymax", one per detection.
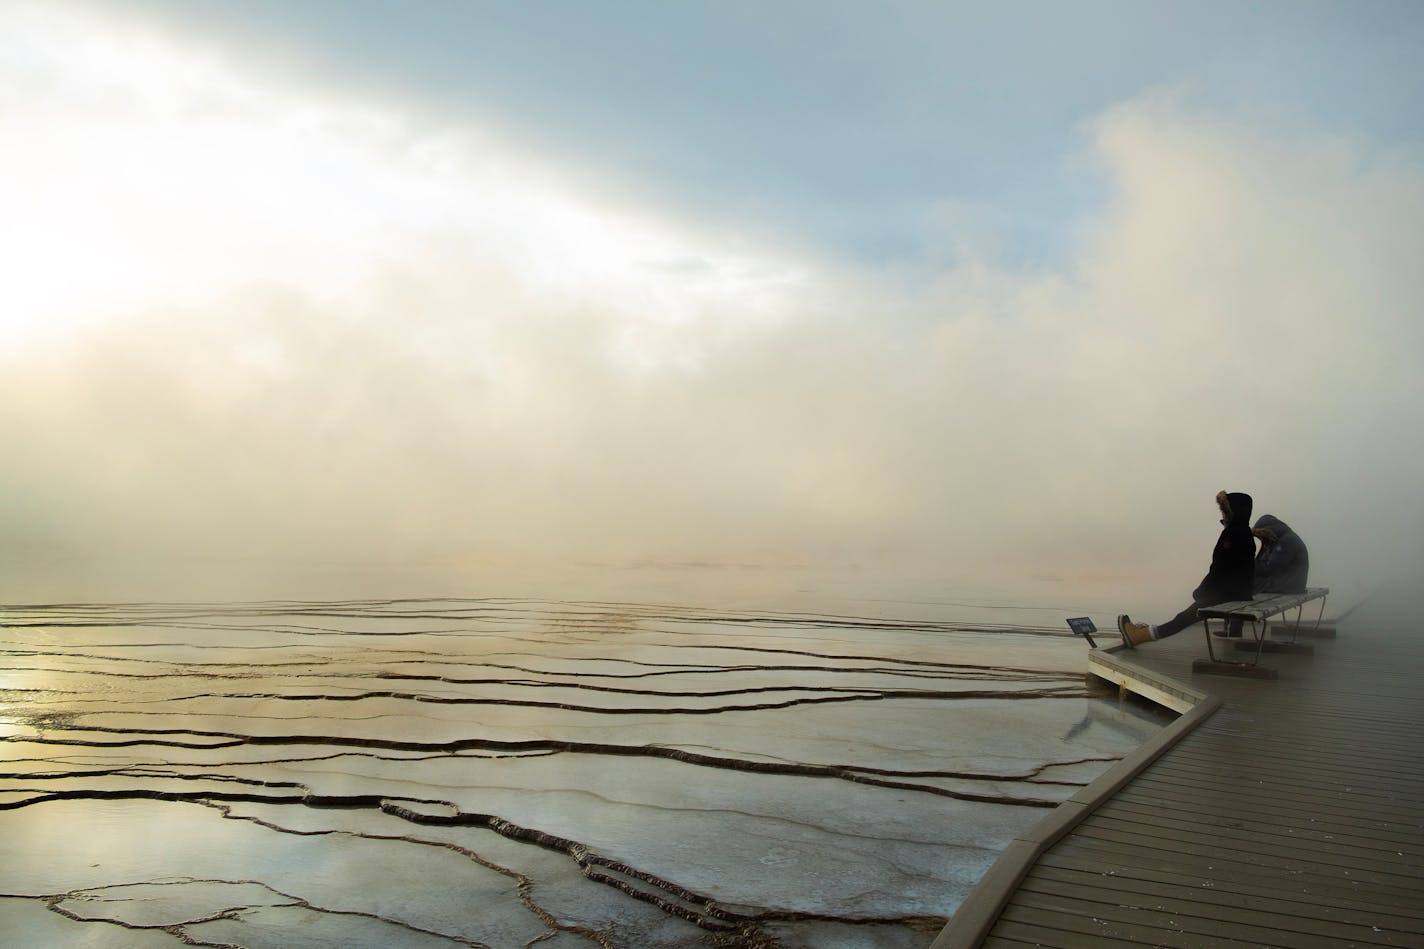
[
  {"xmin": 1252, "ymin": 514, "xmax": 1309, "ymax": 594},
  {"xmin": 1191, "ymin": 491, "xmax": 1255, "ymax": 605}
]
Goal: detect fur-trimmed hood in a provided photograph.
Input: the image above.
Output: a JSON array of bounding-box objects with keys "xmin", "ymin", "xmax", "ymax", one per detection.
[
  {"xmin": 1216, "ymin": 490, "xmax": 1253, "ymax": 526},
  {"xmin": 1252, "ymin": 513, "xmax": 1292, "ymax": 544}
]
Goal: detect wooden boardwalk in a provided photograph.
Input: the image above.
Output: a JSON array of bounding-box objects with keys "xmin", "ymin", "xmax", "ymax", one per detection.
[{"xmin": 932, "ymin": 583, "xmax": 1424, "ymax": 948}]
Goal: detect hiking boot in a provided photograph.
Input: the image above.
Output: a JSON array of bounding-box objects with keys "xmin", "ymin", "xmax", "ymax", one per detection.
[{"xmin": 1117, "ymin": 614, "xmax": 1153, "ymax": 648}]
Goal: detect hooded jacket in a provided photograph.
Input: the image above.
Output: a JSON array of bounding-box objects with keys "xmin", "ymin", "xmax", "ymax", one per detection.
[
  {"xmin": 1192, "ymin": 491, "xmax": 1255, "ymax": 605},
  {"xmin": 1252, "ymin": 514, "xmax": 1309, "ymax": 594}
]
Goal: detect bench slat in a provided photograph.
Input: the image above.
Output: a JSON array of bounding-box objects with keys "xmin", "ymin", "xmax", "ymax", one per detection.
[{"xmin": 1198, "ymin": 587, "xmax": 1329, "ymax": 621}]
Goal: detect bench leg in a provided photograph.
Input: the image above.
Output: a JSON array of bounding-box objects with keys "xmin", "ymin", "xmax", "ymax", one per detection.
[
  {"xmin": 1249, "ymin": 617, "xmax": 1267, "ymax": 664},
  {"xmin": 1277, "ymin": 606, "xmax": 1300, "ymax": 644},
  {"xmin": 1269, "ymin": 596, "xmax": 1329, "ymax": 649},
  {"xmin": 1236, "ymin": 610, "xmax": 1318, "ymax": 654},
  {"xmin": 1205, "ymin": 613, "xmax": 1280, "ymax": 672},
  {"xmin": 1269, "ymin": 595, "xmax": 1333, "ymax": 638}
]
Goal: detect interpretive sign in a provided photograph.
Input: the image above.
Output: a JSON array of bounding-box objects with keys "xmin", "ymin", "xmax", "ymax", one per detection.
[{"xmin": 1066, "ymin": 616, "xmax": 1098, "ymax": 648}]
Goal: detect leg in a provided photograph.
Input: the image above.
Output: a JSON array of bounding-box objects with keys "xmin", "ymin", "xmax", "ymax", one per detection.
[{"xmin": 1153, "ymin": 603, "xmax": 1201, "ymax": 640}]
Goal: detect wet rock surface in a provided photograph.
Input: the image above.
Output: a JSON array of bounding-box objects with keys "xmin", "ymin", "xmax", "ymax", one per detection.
[{"xmin": 0, "ymin": 599, "xmax": 1165, "ymax": 947}]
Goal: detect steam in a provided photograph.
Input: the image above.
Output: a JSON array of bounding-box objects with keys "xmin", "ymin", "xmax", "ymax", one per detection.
[{"xmin": 3, "ymin": 4, "xmax": 1421, "ymax": 608}]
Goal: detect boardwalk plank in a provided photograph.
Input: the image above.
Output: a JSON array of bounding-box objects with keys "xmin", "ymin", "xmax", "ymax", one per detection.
[
  {"xmin": 1093, "ymin": 799, "xmax": 1424, "ymax": 860},
  {"xmin": 1025, "ymin": 861, "xmax": 1424, "ymax": 931},
  {"xmin": 984, "ymin": 918, "xmax": 1144, "ymax": 948},
  {"xmin": 1121, "ymin": 766, "xmax": 1424, "ymax": 814},
  {"xmin": 1141, "ymin": 769, "xmax": 1424, "ymax": 802},
  {"xmin": 1017, "ymin": 867, "xmax": 1411, "ymax": 945},
  {"xmin": 1148, "ymin": 750, "xmax": 1424, "ymax": 788},
  {"xmin": 1112, "ymin": 784, "xmax": 1424, "ymax": 839},
  {"xmin": 931, "ymin": 587, "xmax": 1424, "ymax": 948},
  {"xmin": 1048, "ymin": 835, "xmax": 1424, "ymax": 911},
  {"xmin": 1000, "ymin": 892, "xmax": 1342, "ymax": 948},
  {"xmin": 1067, "ymin": 821, "xmax": 1422, "ymax": 887},
  {"xmin": 1120, "ymin": 785, "xmax": 1424, "ymax": 832}
]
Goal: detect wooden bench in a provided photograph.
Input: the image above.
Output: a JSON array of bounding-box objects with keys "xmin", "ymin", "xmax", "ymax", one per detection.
[{"xmin": 1193, "ymin": 587, "xmax": 1330, "ymax": 677}]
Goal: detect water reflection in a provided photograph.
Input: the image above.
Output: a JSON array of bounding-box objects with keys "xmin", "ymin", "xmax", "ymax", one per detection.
[{"xmin": 0, "ymin": 599, "xmax": 1168, "ymax": 947}]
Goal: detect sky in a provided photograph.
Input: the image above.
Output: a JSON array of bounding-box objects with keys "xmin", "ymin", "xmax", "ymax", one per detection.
[{"xmin": 2, "ymin": 0, "xmax": 1422, "ymax": 613}]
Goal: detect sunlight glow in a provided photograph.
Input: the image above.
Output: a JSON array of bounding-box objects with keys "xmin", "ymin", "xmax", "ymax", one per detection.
[{"xmin": 0, "ymin": 1, "xmax": 806, "ymax": 357}]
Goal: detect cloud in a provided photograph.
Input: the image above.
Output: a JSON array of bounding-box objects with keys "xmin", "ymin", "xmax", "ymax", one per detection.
[{"xmin": 2, "ymin": 5, "xmax": 1421, "ymax": 610}]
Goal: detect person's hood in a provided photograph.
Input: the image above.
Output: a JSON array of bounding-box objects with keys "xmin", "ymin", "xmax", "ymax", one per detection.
[
  {"xmin": 1217, "ymin": 490, "xmax": 1253, "ymax": 526},
  {"xmin": 1253, "ymin": 513, "xmax": 1291, "ymax": 542},
  {"xmin": 1258, "ymin": 510, "xmax": 1292, "ymax": 532}
]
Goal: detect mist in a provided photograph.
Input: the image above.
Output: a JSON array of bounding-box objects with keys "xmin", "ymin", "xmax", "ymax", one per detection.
[{"xmin": 3, "ymin": 3, "xmax": 1422, "ymax": 613}]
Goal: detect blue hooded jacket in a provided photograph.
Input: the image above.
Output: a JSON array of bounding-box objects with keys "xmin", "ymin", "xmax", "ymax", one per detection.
[{"xmin": 1252, "ymin": 514, "xmax": 1309, "ymax": 594}]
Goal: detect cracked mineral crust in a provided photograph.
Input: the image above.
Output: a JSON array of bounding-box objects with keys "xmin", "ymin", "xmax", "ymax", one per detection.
[{"xmin": 0, "ymin": 599, "xmax": 1166, "ymax": 947}]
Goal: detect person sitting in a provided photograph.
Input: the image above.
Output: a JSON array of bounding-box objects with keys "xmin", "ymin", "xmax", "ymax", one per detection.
[
  {"xmin": 1118, "ymin": 490, "xmax": 1255, "ymax": 647},
  {"xmin": 1252, "ymin": 514, "xmax": 1309, "ymax": 594}
]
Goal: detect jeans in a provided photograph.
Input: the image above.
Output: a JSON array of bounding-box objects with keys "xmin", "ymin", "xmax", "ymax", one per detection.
[{"xmin": 1156, "ymin": 602, "xmax": 1243, "ymax": 639}]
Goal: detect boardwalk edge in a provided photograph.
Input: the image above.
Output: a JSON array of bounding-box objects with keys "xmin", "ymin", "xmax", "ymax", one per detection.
[{"xmin": 928, "ymin": 667, "xmax": 1222, "ymax": 949}]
